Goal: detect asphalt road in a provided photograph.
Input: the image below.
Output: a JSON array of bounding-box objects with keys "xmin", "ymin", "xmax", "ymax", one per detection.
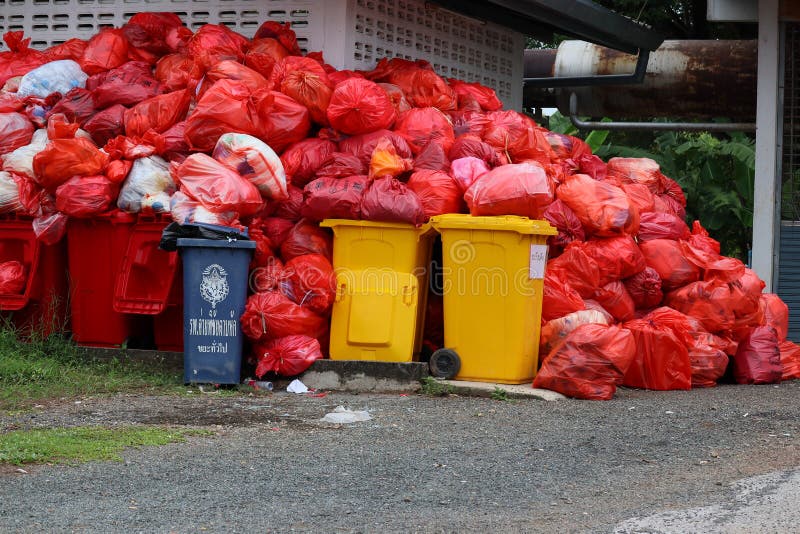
[{"xmin": 2, "ymin": 381, "xmax": 800, "ymax": 533}]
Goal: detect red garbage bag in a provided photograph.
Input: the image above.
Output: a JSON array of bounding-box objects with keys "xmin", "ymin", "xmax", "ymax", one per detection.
[
  {"xmin": 369, "ymin": 138, "xmax": 413, "ymax": 179},
  {"xmin": 464, "ymin": 162, "xmax": 554, "ymax": 219},
  {"xmin": 154, "ymin": 53, "xmax": 202, "ymax": 92},
  {"xmin": 0, "ymin": 32, "xmax": 47, "ymax": 87},
  {"xmin": 251, "ymin": 256, "xmax": 287, "ymax": 293},
  {"xmin": 639, "ymin": 238, "xmax": 701, "ymax": 291},
  {"xmin": 184, "ymin": 79, "xmax": 265, "ymax": 152},
  {"xmin": 339, "ymin": 129, "xmax": 413, "ymax": 166},
  {"xmin": 542, "ymin": 272, "xmax": 586, "ymax": 321},
  {"xmin": 173, "ymin": 153, "xmax": 263, "ymax": 216},
  {"xmin": 360, "ymin": 176, "xmax": 426, "ymax": 225},
  {"xmin": 540, "ymin": 309, "xmax": 610, "ymax": 356},
  {"xmin": 255, "ymin": 217, "xmax": 295, "ymax": 249},
  {"xmin": 0, "ymin": 112, "xmax": 34, "ymax": 155},
  {"xmin": 301, "ymin": 175, "xmax": 367, "ymax": 221},
  {"xmin": 665, "ymin": 279, "xmax": 736, "ymax": 333},
  {"xmin": 543, "ymin": 131, "xmax": 591, "ymax": 161},
  {"xmin": 732, "ymin": 326, "xmax": 782, "ymax": 384},
  {"xmin": 54, "ymin": 175, "xmax": 115, "ymax": 217},
  {"xmin": 327, "ymin": 78, "xmax": 396, "ymax": 135},
  {"xmin": 739, "ymin": 267, "xmax": 767, "ymax": 297},
  {"xmin": 212, "ymin": 133, "xmax": 288, "ymax": 201},
  {"xmin": 253, "ymin": 20, "xmax": 302, "ymax": 55},
  {"xmin": 123, "ymin": 12, "xmax": 184, "ymax": 55},
  {"xmin": 254, "ymin": 335, "xmax": 323, "ymax": 378},
  {"xmin": 407, "ymin": 169, "xmax": 463, "ymax": 218},
  {"xmin": 284, "ymin": 253, "xmax": 336, "ymax": 315},
  {"xmin": 241, "ymin": 291, "xmax": 328, "ymax": 342},
  {"xmin": 257, "ymin": 91, "xmax": 312, "ymax": 154},
  {"xmin": 378, "ymin": 83, "xmax": 412, "ymax": 115},
  {"xmin": 245, "ymin": 38, "xmax": 290, "ymax": 80},
  {"xmin": 637, "ymin": 211, "xmax": 690, "ymax": 242},
  {"xmin": 33, "ymin": 137, "xmax": 109, "ymax": 191},
  {"xmin": 80, "ymin": 29, "xmax": 129, "ymax": 75},
  {"xmin": 204, "ymin": 60, "xmax": 267, "ymax": 95},
  {"xmin": 187, "ymin": 24, "xmax": 248, "ymax": 71},
  {"xmin": 31, "ymin": 212, "xmax": 67, "ymax": 244},
  {"xmin": 0, "ymin": 260, "xmax": 26, "ymax": 295},
  {"xmin": 574, "ymin": 153, "xmax": 607, "ymax": 181},
  {"xmin": 623, "ymin": 267, "xmax": 663, "ymax": 310},
  {"xmin": 413, "ymin": 141, "xmax": 450, "ymax": 172},
  {"xmin": 391, "ymin": 68, "xmax": 457, "ymax": 111},
  {"xmin": 45, "ymin": 113, "xmax": 79, "ymax": 140},
  {"xmin": 622, "ymin": 318, "xmax": 691, "ymax": 390},
  {"xmin": 482, "ymin": 111, "xmax": 553, "ymax": 165},
  {"xmin": 557, "ymin": 173, "xmax": 639, "ymax": 237},
  {"xmin": 43, "ymin": 38, "xmax": 87, "ymax": 62},
  {"xmin": 546, "ymin": 245, "xmax": 601, "ymax": 299},
  {"xmin": 533, "ymin": 324, "xmax": 637, "ymax": 400},
  {"xmin": 690, "ymin": 344, "xmax": 729, "ymax": 388},
  {"xmin": 394, "ymin": 107, "xmax": 455, "ymax": 155},
  {"xmin": 579, "ymin": 236, "xmax": 646, "ymax": 286},
  {"xmin": 273, "ymin": 56, "xmax": 333, "ymax": 126},
  {"xmin": 124, "ymin": 89, "xmax": 191, "ymax": 137},
  {"xmin": 779, "ymin": 340, "xmax": 800, "ymax": 381},
  {"xmin": 83, "ymin": 104, "xmax": 126, "ymax": 146},
  {"xmin": 281, "ymin": 138, "xmax": 338, "ymax": 187},
  {"xmin": 90, "ymin": 61, "xmax": 163, "ymax": 109},
  {"xmin": 760, "ymin": 293, "xmax": 789, "ymax": 341},
  {"xmin": 281, "ymin": 219, "xmax": 333, "ymax": 262},
  {"xmin": 449, "ymin": 135, "xmax": 498, "ymax": 166},
  {"xmin": 248, "ymin": 227, "xmax": 277, "ymax": 269},
  {"xmin": 621, "ymin": 182, "xmax": 656, "ymax": 215},
  {"xmin": 46, "ymin": 88, "xmax": 96, "ymax": 126},
  {"xmin": 607, "ymin": 157, "xmax": 666, "ymax": 193},
  {"xmin": 272, "ymin": 185, "xmax": 304, "ymax": 222},
  {"xmin": 593, "ymin": 281, "xmax": 636, "ymax": 322},
  {"xmin": 448, "ymin": 79, "xmax": 503, "ymax": 111},
  {"xmin": 450, "ymin": 156, "xmax": 489, "ymax": 193},
  {"xmin": 543, "ymin": 199, "xmax": 585, "ymax": 252},
  {"xmin": 315, "ymin": 152, "xmax": 366, "ymax": 180}
]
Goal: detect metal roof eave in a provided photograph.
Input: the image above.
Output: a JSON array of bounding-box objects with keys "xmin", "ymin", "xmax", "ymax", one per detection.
[{"xmin": 427, "ymin": 0, "xmax": 665, "ymax": 54}]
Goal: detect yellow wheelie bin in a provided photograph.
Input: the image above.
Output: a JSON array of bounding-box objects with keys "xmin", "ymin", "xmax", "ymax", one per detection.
[
  {"xmin": 321, "ymin": 219, "xmax": 435, "ymax": 362},
  {"xmin": 429, "ymin": 214, "xmax": 557, "ymax": 384}
]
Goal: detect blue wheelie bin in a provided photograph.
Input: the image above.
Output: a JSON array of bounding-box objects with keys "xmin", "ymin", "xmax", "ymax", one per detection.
[{"xmin": 177, "ymin": 237, "xmax": 255, "ymax": 385}]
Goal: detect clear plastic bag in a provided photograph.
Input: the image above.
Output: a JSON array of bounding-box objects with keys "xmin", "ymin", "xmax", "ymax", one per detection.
[
  {"xmin": 117, "ymin": 155, "xmax": 174, "ymax": 213},
  {"xmin": 17, "ymin": 60, "xmax": 88, "ymax": 98}
]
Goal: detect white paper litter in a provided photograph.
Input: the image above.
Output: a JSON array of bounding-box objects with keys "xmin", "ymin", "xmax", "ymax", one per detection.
[
  {"xmin": 320, "ymin": 406, "xmax": 372, "ymax": 424},
  {"xmin": 287, "ymin": 379, "xmax": 309, "ymax": 394}
]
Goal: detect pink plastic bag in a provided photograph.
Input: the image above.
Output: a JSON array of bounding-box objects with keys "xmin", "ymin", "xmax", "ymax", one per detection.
[{"xmin": 450, "ymin": 157, "xmax": 489, "ymax": 193}]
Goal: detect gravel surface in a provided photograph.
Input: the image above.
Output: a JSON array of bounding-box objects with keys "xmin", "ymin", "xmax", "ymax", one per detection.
[{"xmin": 2, "ymin": 382, "xmax": 800, "ymax": 533}]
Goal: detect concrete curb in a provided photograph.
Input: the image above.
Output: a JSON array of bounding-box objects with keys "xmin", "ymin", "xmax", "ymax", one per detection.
[
  {"xmin": 440, "ymin": 380, "xmax": 567, "ymax": 401},
  {"xmin": 300, "ymin": 360, "xmax": 430, "ymax": 393}
]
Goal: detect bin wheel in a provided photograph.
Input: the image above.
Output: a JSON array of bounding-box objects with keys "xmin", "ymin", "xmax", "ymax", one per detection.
[{"xmin": 429, "ymin": 349, "xmax": 461, "ymax": 379}]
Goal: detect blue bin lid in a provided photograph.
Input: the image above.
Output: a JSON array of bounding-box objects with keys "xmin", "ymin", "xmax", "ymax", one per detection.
[{"xmin": 176, "ymin": 238, "xmax": 257, "ymax": 249}]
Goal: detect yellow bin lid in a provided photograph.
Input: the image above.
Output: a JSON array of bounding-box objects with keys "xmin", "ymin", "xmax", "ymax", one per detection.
[
  {"xmin": 429, "ymin": 214, "xmax": 557, "ymax": 236},
  {"xmin": 321, "ymin": 219, "xmax": 434, "ymax": 235}
]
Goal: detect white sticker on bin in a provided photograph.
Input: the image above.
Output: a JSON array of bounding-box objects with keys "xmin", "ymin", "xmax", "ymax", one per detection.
[{"xmin": 529, "ymin": 244, "xmax": 548, "ymax": 280}]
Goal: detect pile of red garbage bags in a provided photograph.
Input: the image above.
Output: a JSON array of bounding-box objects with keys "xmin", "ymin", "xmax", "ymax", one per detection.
[{"xmin": 0, "ymin": 16, "xmax": 797, "ymax": 391}]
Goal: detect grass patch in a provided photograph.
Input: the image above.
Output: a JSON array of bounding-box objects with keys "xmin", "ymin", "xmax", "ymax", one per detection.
[
  {"xmin": 0, "ymin": 328, "xmax": 183, "ymax": 412},
  {"xmin": 490, "ymin": 387, "xmax": 509, "ymax": 402},
  {"xmin": 420, "ymin": 376, "xmax": 454, "ymax": 397},
  {"xmin": 0, "ymin": 426, "xmax": 211, "ymax": 466}
]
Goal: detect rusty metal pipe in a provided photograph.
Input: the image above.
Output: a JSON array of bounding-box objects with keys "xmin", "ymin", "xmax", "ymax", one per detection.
[
  {"xmin": 524, "ymin": 40, "xmax": 757, "ymax": 120},
  {"xmin": 568, "ymin": 93, "xmax": 756, "ymax": 132}
]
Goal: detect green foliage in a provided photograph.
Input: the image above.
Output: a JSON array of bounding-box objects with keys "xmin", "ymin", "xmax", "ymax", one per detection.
[
  {"xmin": 0, "ymin": 426, "xmax": 210, "ymax": 466},
  {"xmin": 419, "ymin": 376, "xmax": 453, "ymax": 397},
  {"xmin": 0, "ymin": 327, "xmax": 182, "ymax": 412},
  {"xmin": 490, "ymin": 387, "xmax": 509, "ymax": 402}
]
